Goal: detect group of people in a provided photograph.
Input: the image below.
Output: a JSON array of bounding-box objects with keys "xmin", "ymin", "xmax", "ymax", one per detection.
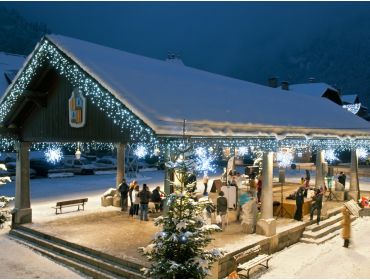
[
  {"xmin": 293, "ymin": 171, "xmax": 353, "ymax": 248},
  {"xmin": 294, "ymin": 184, "xmax": 324, "ymax": 224},
  {"xmin": 117, "ymin": 178, "xmax": 163, "ymax": 221}
]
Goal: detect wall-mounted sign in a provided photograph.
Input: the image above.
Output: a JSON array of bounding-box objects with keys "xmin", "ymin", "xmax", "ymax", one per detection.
[{"xmin": 69, "ymin": 88, "xmax": 86, "ymax": 128}]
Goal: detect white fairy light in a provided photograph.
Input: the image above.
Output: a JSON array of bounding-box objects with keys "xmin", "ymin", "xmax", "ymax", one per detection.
[
  {"xmin": 357, "ymin": 147, "xmax": 368, "ymax": 160},
  {"xmin": 276, "ymin": 150, "xmax": 293, "ymax": 168},
  {"xmin": 195, "ymin": 147, "xmax": 216, "ymax": 175},
  {"xmin": 324, "ymin": 149, "xmax": 338, "ymax": 163},
  {"xmin": 134, "ymin": 145, "xmax": 148, "ymax": 159},
  {"xmin": 342, "ymin": 103, "xmax": 361, "ymax": 114},
  {"xmin": 195, "ymin": 147, "xmax": 206, "ymax": 158},
  {"xmin": 44, "ymin": 147, "xmax": 63, "ymax": 164},
  {"xmin": 237, "ymin": 146, "xmax": 249, "ymax": 156}
]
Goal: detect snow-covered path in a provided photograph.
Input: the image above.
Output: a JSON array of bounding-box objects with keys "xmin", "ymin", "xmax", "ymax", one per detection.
[{"xmin": 261, "ymin": 217, "xmax": 370, "ymax": 279}]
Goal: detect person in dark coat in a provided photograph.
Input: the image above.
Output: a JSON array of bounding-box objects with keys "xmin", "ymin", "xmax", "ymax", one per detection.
[
  {"xmin": 257, "ymin": 176, "xmax": 262, "ymax": 203},
  {"xmin": 310, "ymin": 188, "xmax": 323, "ymax": 225},
  {"xmin": 216, "ymin": 191, "xmax": 228, "ymax": 229},
  {"xmin": 294, "ymin": 186, "xmax": 305, "ymax": 221},
  {"xmin": 118, "ymin": 178, "xmax": 129, "ymax": 211},
  {"xmin": 151, "ymin": 186, "xmax": 163, "ymax": 212},
  {"xmin": 139, "ymin": 184, "xmax": 152, "ymax": 221},
  {"xmin": 338, "ymin": 172, "xmax": 347, "ymax": 188}
]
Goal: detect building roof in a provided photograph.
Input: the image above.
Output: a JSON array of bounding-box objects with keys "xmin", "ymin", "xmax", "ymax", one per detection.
[
  {"xmin": 2, "ymin": 34, "xmax": 370, "ymax": 139},
  {"xmin": 288, "ymin": 83, "xmax": 338, "ymax": 98},
  {"xmin": 0, "ymin": 52, "xmax": 26, "ymax": 96}
]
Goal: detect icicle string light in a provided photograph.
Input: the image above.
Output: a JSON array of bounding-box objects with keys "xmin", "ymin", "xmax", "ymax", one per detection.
[
  {"xmin": 0, "ymin": 39, "xmax": 157, "ymax": 147},
  {"xmin": 0, "ymin": 39, "xmax": 370, "ymax": 157}
]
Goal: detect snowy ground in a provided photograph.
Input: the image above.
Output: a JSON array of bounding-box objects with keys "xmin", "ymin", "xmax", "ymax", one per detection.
[{"xmin": 261, "ymin": 217, "xmax": 370, "ymax": 279}]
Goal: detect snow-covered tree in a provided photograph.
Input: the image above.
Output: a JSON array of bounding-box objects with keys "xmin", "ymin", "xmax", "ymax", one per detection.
[
  {"xmin": 0, "ymin": 163, "xmax": 13, "ymax": 228},
  {"xmin": 139, "ymin": 144, "xmax": 224, "ymax": 279}
]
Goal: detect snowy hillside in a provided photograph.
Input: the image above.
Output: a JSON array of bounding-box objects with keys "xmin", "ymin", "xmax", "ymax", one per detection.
[
  {"xmin": 264, "ymin": 15, "xmax": 370, "ymax": 108},
  {"xmin": 0, "ymin": 7, "xmax": 49, "ymax": 55}
]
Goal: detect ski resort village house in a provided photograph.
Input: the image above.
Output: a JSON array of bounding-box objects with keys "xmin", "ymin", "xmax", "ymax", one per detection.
[
  {"xmin": 1, "ymin": 34, "xmax": 370, "ymax": 239},
  {"xmin": 0, "ymin": 52, "xmax": 25, "ymax": 98}
]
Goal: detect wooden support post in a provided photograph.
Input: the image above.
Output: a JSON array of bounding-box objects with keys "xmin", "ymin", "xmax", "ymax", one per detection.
[
  {"xmin": 13, "ymin": 142, "xmax": 32, "ymax": 225},
  {"xmin": 349, "ymin": 149, "xmax": 360, "ymax": 201},
  {"xmin": 116, "ymin": 143, "xmax": 126, "ymax": 187},
  {"xmin": 256, "ymin": 151, "xmax": 276, "ymax": 236},
  {"xmin": 315, "ymin": 150, "xmax": 325, "ymax": 188}
]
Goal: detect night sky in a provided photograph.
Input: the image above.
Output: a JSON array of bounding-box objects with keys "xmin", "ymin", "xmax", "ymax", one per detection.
[{"xmin": 3, "ymin": 1, "xmax": 370, "ymax": 84}]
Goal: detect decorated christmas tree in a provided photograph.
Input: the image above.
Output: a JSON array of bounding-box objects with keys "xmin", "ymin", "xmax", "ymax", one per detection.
[{"xmin": 139, "ymin": 144, "xmax": 224, "ymax": 279}]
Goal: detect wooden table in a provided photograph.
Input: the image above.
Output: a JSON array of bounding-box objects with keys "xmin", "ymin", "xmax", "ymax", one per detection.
[{"xmin": 274, "ymin": 198, "xmax": 312, "ymax": 218}]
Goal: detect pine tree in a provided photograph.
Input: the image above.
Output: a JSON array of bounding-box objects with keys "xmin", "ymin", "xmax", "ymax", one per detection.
[
  {"xmin": 139, "ymin": 144, "xmax": 224, "ymax": 279},
  {"xmin": 0, "ymin": 163, "xmax": 13, "ymax": 228}
]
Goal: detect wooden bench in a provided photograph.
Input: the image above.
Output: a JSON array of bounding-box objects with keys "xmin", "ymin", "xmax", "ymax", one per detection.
[
  {"xmin": 233, "ymin": 245, "xmax": 272, "ymax": 278},
  {"xmin": 52, "ymin": 198, "xmax": 88, "ymax": 214}
]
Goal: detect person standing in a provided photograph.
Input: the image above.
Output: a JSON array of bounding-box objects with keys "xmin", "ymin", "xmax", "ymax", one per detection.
[
  {"xmin": 342, "ymin": 206, "xmax": 351, "ymax": 248},
  {"xmin": 139, "ymin": 184, "xmax": 151, "ymax": 221},
  {"xmin": 216, "ymin": 191, "xmax": 228, "ymax": 229},
  {"xmin": 338, "ymin": 172, "xmax": 347, "ymax": 188},
  {"xmin": 310, "ymin": 188, "xmax": 323, "ymax": 225},
  {"xmin": 129, "ymin": 180, "xmax": 138, "ymax": 206},
  {"xmin": 151, "ymin": 186, "xmax": 162, "ymax": 212},
  {"xmin": 133, "ymin": 185, "xmax": 140, "ymax": 218},
  {"xmin": 257, "ymin": 176, "xmax": 262, "ymax": 203},
  {"xmin": 203, "ymin": 174, "xmax": 209, "ymax": 195},
  {"xmin": 294, "ymin": 186, "xmax": 305, "ymax": 221},
  {"xmin": 118, "ymin": 178, "xmax": 129, "ymax": 212}
]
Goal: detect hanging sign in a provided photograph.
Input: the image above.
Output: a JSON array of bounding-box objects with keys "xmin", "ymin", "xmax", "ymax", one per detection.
[{"xmin": 68, "ymin": 88, "xmax": 86, "ymax": 128}]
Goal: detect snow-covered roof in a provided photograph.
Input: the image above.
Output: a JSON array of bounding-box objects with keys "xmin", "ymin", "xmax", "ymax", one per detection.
[
  {"xmin": 288, "ymin": 83, "xmax": 338, "ymax": 98},
  {"xmin": 0, "ymin": 52, "xmax": 26, "ymax": 97},
  {"xmin": 341, "ymin": 94, "xmax": 360, "ymax": 105},
  {"xmin": 3, "ymin": 34, "xmax": 370, "ymax": 138}
]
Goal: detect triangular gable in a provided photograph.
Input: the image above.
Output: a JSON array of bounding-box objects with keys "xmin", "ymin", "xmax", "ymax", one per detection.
[{"xmin": 0, "ymin": 36, "xmax": 156, "ymax": 145}]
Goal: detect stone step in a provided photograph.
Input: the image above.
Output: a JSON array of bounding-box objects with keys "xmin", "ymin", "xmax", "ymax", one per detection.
[
  {"xmin": 302, "ymin": 221, "xmax": 343, "ymax": 239},
  {"xmin": 9, "ymin": 234, "xmax": 118, "ymax": 279},
  {"xmin": 9, "ymin": 228, "xmax": 144, "ymax": 279},
  {"xmin": 305, "ymin": 214, "xmax": 343, "ymax": 232},
  {"xmin": 300, "ymin": 216, "xmax": 357, "ymax": 244},
  {"xmin": 326, "ymin": 207, "xmax": 342, "ymax": 217},
  {"xmin": 300, "ymin": 231, "xmax": 339, "ymax": 245},
  {"xmin": 16, "ymin": 225, "xmax": 145, "ymax": 274}
]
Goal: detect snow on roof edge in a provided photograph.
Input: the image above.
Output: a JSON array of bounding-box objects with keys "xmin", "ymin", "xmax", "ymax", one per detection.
[
  {"xmin": 2, "ymin": 34, "xmax": 370, "ymax": 140},
  {"xmin": 45, "ymin": 35, "xmax": 370, "ymax": 138}
]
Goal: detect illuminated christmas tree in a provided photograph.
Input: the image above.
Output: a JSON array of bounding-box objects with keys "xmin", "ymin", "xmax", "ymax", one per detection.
[{"xmin": 139, "ymin": 144, "xmax": 224, "ymax": 279}]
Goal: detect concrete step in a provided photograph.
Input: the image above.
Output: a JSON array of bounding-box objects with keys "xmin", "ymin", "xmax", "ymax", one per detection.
[
  {"xmin": 9, "ymin": 227, "xmax": 144, "ymax": 279},
  {"xmin": 305, "ymin": 214, "xmax": 343, "ymax": 232},
  {"xmin": 15, "ymin": 225, "xmax": 145, "ymax": 274},
  {"xmin": 326, "ymin": 207, "xmax": 342, "ymax": 217},
  {"xmin": 301, "ymin": 214, "xmax": 357, "ymax": 244},
  {"xmin": 9, "ymin": 234, "xmax": 118, "ymax": 279},
  {"xmin": 302, "ymin": 221, "xmax": 342, "ymax": 239},
  {"xmin": 300, "ymin": 231, "xmax": 339, "ymax": 245}
]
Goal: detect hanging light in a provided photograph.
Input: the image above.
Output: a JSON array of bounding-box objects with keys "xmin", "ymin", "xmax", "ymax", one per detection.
[{"xmin": 75, "ymin": 142, "xmax": 81, "ymax": 160}]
